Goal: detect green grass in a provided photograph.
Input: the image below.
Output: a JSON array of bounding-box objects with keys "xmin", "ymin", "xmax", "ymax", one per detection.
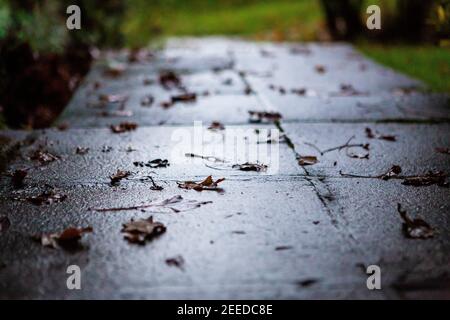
[
  {"xmin": 359, "ymin": 45, "xmax": 450, "ymax": 92},
  {"xmin": 123, "ymin": 0, "xmax": 324, "ymax": 47}
]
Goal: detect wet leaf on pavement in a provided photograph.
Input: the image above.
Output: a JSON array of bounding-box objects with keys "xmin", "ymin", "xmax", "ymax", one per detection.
[
  {"xmin": 297, "ymin": 155, "xmax": 319, "ymax": 166},
  {"xmin": 365, "ymin": 127, "xmax": 396, "ymax": 142},
  {"xmin": 34, "ymin": 226, "xmax": 93, "ymax": 249},
  {"xmin": 26, "ymin": 189, "xmax": 67, "ymax": 205},
  {"xmin": 30, "ymin": 149, "xmax": 59, "ymax": 164},
  {"xmin": 159, "ymin": 70, "xmax": 182, "ymax": 90},
  {"xmin": 121, "ymin": 216, "xmax": 166, "ymax": 245},
  {"xmin": 165, "ymin": 255, "xmax": 185, "ymax": 270},
  {"xmin": 133, "ymin": 159, "xmax": 169, "ymax": 168},
  {"xmin": 110, "ymin": 170, "xmax": 131, "ymax": 185},
  {"xmin": 248, "ymin": 111, "xmax": 282, "ymax": 123},
  {"xmin": 380, "ymin": 165, "xmax": 402, "ymax": 180},
  {"xmin": 397, "ymin": 204, "xmax": 435, "ymax": 239},
  {"xmin": 110, "ymin": 122, "xmax": 138, "ymax": 133},
  {"xmin": 178, "ymin": 175, "xmax": 225, "ymax": 192},
  {"xmin": 75, "ymin": 147, "xmax": 89, "ymax": 155},
  {"xmin": 208, "ymin": 121, "xmax": 225, "ymax": 131},
  {"xmin": 232, "ymin": 162, "xmax": 268, "ymax": 172},
  {"xmin": 402, "ymin": 171, "xmax": 448, "ymax": 187},
  {"xmin": 171, "ymin": 93, "xmax": 196, "ymax": 103}
]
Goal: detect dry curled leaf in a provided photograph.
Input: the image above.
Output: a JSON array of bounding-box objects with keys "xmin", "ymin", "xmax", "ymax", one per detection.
[
  {"xmin": 110, "ymin": 122, "xmax": 138, "ymax": 133},
  {"xmin": 159, "ymin": 70, "xmax": 182, "ymax": 90},
  {"xmin": 380, "ymin": 165, "xmax": 402, "ymax": 180},
  {"xmin": 110, "ymin": 170, "xmax": 131, "ymax": 185},
  {"xmin": 397, "ymin": 204, "xmax": 435, "ymax": 239},
  {"xmin": 315, "ymin": 65, "xmax": 326, "ymax": 74},
  {"xmin": 75, "ymin": 147, "xmax": 89, "ymax": 155},
  {"xmin": 165, "ymin": 255, "xmax": 185, "ymax": 270},
  {"xmin": 34, "ymin": 227, "xmax": 93, "ymax": 249},
  {"xmin": 402, "ymin": 171, "xmax": 448, "ymax": 187},
  {"xmin": 0, "ymin": 215, "xmax": 10, "ymax": 233},
  {"xmin": 11, "ymin": 169, "xmax": 27, "ymax": 188},
  {"xmin": 121, "ymin": 216, "xmax": 166, "ymax": 245},
  {"xmin": 26, "ymin": 190, "xmax": 67, "ymax": 206},
  {"xmin": 248, "ymin": 111, "xmax": 282, "ymax": 123},
  {"xmin": 133, "ymin": 159, "xmax": 169, "ymax": 168},
  {"xmin": 30, "ymin": 149, "xmax": 59, "ymax": 164},
  {"xmin": 298, "ymin": 155, "xmax": 319, "ymax": 166},
  {"xmin": 171, "ymin": 93, "xmax": 196, "ymax": 103},
  {"xmin": 365, "ymin": 128, "xmax": 396, "ymax": 142},
  {"xmin": 177, "ymin": 175, "xmax": 225, "ymax": 192},
  {"xmin": 232, "ymin": 162, "xmax": 268, "ymax": 172},
  {"xmin": 98, "ymin": 93, "xmax": 128, "ymax": 104},
  {"xmin": 337, "ymin": 84, "xmax": 366, "ymax": 96},
  {"xmin": 208, "ymin": 121, "xmax": 225, "ymax": 131}
]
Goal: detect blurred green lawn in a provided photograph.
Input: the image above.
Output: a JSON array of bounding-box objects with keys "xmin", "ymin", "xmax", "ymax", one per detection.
[{"xmin": 123, "ymin": 0, "xmax": 449, "ymax": 93}]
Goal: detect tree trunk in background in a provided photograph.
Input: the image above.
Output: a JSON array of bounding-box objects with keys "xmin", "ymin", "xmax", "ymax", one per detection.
[
  {"xmin": 395, "ymin": 0, "xmax": 434, "ymax": 42},
  {"xmin": 320, "ymin": 0, "xmax": 364, "ymax": 40}
]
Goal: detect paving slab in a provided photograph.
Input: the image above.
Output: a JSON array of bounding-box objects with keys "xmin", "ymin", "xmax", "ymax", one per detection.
[
  {"xmin": 316, "ymin": 177, "xmax": 450, "ymax": 298},
  {"xmin": 0, "ymin": 178, "xmax": 374, "ymax": 299},
  {"xmin": 282, "ymin": 122, "xmax": 450, "ymax": 177},
  {"xmin": 0, "ymin": 125, "xmax": 299, "ymax": 187}
]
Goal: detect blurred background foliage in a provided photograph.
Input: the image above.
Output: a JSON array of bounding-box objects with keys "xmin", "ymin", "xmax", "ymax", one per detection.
[{"xmin": 0, "ymin": 0, "xmax": 449, "ymax": 129}]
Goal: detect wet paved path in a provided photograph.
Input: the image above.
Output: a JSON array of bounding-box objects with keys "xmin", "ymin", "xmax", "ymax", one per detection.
[{"xmin": 1, "ymin": 38, "xmax": 449, "ymax": 299}]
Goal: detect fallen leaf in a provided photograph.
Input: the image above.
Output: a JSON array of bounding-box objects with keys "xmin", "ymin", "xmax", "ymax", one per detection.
[
  {"xmin": 98, "ymin": 94, "xmax": 128, "ymax": 104},
  {"xmin": 248, "ymin": 111, "xmax": 282, "ymax": 123},
  {"xmin": 110, "ymin": 122, "xmax": 138, "ymax": 133},
  {"xmin": 208, "ymin": 121, "xmax": 225, "ymax": 131},
  {"xmin": 177, "ymin": 176, "xmax": 225, "ymax": 192},
  {"xmin": 121, "ymin": 216, "xmax": 166, "ymax": 245},
  {"xmin": 291, "ymin": 88, "xmax": 307, "ymax": 96},
  {"xmin": 337, "ymin": 84, "xmax": 367, "ymax": 96},
  {"xmin": 133, "ymin": 159, "xmax": 169, "ymax": 168},
  {"xmin": 397, "ymin": 204, "xmax": 435, "ymax": 239},
  {"xmin": 93, "ymin": 195, "xmax": 212, "ymax": 213},
  {"xmin": 75, "ymin": 147, "xmax": 89, "ymax": 155},
  {"xmin": 232, "ymin": 162, "xmax": 268, "ymax": 172},
  {"xmin": 99, "ymin": 110, "xmax": 133, "ymax": 117},
  {"xmin": 436, "ymin": 147, "xmax": 450, "ymax": 155},
  {"xmin": 297, "ymin": 279, "xmax": 319, "ymax": 287},
  {"xmin": 26, "ymin": 190, "xmax": 67, "ymax": 205},
  {"xmin": 365, "ymin": 127, "xmax": 396, "ymax": 142},
  {"xmin": 297, "ymin": 155, "xmax": 318, "ymax": 166},
  {"xmin": 34, "ymin": 226, "xmax": 93, "ymax": 249},
  {"xmin": 110, "ymin": 170, "xmax": 131, "ymax": 185},
  {"xmin": 402, "ymin": 171, "xmax": 448, "ymax": 187},
  {"xmin": 30, "ymin": 149, "xmax": 59, "ymax": 164},
  {"xmin": 159, "ymin": 70, "xmax": 182, "ymax": 90},
  {"xmin": 11, "ymin": 169, "xmax": 27, "ymax": 188},
  {"xmin": 102, "ymin": 146, "xmax": 113, "ymax": 153},
  {"xmin": 0, "ymin": 215, "xmax": 10, "ymax": 233},
  {"xmin": 165, "ymin": 255, "xmax": 185, "ymax": 270},
  {"xmin": 275, "ymin": 246, "xmax": 292, "ymax": 251},
  {"xmin": 315, "ymin": 65, "xmax": 326, "ymax": 74},
  {"xmin": 380, "ymin": 165, "xmax": 402, "ymax": 180},
  {"xmin": 171, "ymin": 93, "xmax": 196, "ymax": 103}
]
